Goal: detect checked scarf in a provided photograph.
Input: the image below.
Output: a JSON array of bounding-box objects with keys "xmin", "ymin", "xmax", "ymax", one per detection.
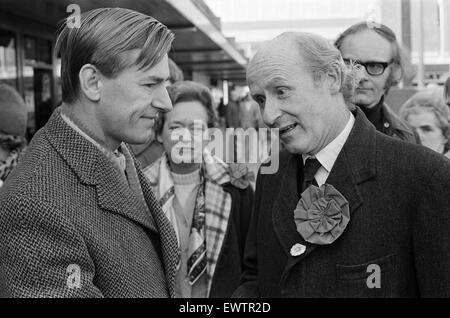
[{"xmin": 144, "ymin": 150, "xmax": 232, "ymax": 294}]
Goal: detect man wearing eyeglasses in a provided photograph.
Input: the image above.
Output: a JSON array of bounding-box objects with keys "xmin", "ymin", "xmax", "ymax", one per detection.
[{"xmin": 335, "ymin": 22, "xmax": 419, "ymax": 144}]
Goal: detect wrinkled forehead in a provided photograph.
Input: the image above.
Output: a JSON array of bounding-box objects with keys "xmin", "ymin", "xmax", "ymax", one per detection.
[{"xmin": 247, "ymin": 40, "xmax": 303, "ymax": 88}]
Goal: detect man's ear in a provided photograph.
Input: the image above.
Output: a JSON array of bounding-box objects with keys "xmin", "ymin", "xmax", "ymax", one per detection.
[
  {"xmin": 390, "ymin": 64, "xmax": 402, "ymax": 85},
  {"xmin": 327, "ymin": 63, "xmax": 342, "ymax": 95},
  {"xmin": 78, "ymin": 64, "xmax": 101, "ymax": 102},
  {"xmin": 156, "ymin": 132, "xmax": 163, "ymax": 143}
]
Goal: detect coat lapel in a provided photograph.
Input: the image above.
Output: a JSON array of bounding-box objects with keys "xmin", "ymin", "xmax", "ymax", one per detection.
[
  {"xmin": 273, "ymin": 108, "xmax": 377, "ymax": 279},
  {"xmin": 271, "ymin": 153, "xmax": 308, "ymax": 257},
  {"xmin": 94, "ymin": 157, "xmax": 159, "ymax": 233},
  {"xmin": 44, "ymin": 108, "xmax": 158, "ymax": 233},
  {"xmin": 137, "ymin": 166, "xmax": 179, "ymax": 298},
  {"xmin": 45, "ymin": 108, "xmax": 179, "ymax": 297}
]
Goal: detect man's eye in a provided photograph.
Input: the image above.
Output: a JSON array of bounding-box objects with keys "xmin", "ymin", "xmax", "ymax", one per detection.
[
  {"xmin": 254, "ymin": 96, "xmax": 265, "ymax": 105},
  {"xmin": 276, "ymin": 87, "xmax": 289, "ymax": 96},
  {"xmin": 366, "ymin": 63, "xmax": 383, "ymax": 72},
  {"xmin": 143, "ymin": 83, "xmax": 157, "ymax": 88}
]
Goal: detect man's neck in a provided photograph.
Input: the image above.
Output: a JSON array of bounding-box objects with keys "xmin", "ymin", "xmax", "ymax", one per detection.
[
  {"xmin": 360, "ymin": 97, "xmax": 384, "ymax": 132},
  {"xmin": 61, "ymin": 102, "xmax": 119, "ymax": 151},
  {"xmin": 310, "ymin": 100, "xmax": 351, "ymax": 156}
]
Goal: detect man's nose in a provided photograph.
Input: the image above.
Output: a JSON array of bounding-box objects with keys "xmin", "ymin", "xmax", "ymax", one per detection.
[
  {"xmin": 416, "ymin": 129, "xmax": 425, "ymax": 142},
  {"xmin": 152, "ymin": 86, "xmax": 173, "ymax": 113},
  {"xmin": 358, "ymin": 66, "xmax": 370, "ymax": 82},
  {"xmin": 262, "ymin": 98, "xmax": 282, "ymax": 127}
]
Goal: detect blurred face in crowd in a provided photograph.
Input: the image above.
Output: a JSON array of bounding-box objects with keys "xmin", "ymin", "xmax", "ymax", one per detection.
[
  {"xmin": 159, "ymin": 100, "xmax": 209, "ymax": 173},
  {"xmin": 98, "ymin": 52, "xmax": 172, "ymax": 148},
  {"xmin": 339, "ymin": 29, "xmax": 393, "ymax": 109},
  {"xmin": 247, "ymin": 36, "xmax": 345, "ymax": 155},
  {"xmin": 406, "ymin": 109, "xmax": 447, "ymax": 154}
]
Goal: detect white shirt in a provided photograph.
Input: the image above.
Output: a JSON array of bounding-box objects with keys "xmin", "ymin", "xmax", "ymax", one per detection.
[{"xmin": 302, "ymin": 113, "xmax": 355, "ymax": 186}]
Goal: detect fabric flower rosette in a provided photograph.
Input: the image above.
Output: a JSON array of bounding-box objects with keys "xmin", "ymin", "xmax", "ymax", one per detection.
[{"xmin": 294, "ymin": 184, "xmax": 350, "ymax": 245}]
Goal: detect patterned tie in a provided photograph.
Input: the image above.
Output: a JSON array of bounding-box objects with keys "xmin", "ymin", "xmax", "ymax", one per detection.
[
  {"xmin": 187, "ymin": 183, "xmax": 207, "ymax": 285},
  {"xmin": 301, "ymin": 158, "xmax": 322, "ymax": 192}
]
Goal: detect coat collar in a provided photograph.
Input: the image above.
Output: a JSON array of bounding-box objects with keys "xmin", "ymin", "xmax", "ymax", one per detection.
[
  {"xmin": 272, "ymin": 107, "xmax": 377, "ymax": 278},
  {"xmin": 44, "ymin": 108, "xmax": 178, "ymax": 297},
  {"xmin": 382, "ymin": 102, "xmax": 415, "ymax": 139},
  {"xmin": 44, "ymin": 109, "xmax": 155, "ymax": 230}
]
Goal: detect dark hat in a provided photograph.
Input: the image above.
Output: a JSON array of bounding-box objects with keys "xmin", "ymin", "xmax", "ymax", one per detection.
[{"xmin": 0, "ymin": 84, "xmax": 28, "ymax": 137}]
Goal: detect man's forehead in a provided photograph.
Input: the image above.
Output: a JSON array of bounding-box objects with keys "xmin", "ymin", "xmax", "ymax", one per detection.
[
  {"xmin": 138, "ymin": 55, "xmax": 170, "ymax": 78},
  {"xmin": 248, "ymin": 42, "xmax": 301, "ymax": 85},
  {"xmin": 340, "ymin": 30, "xmax": 393, "ymax": 61}
]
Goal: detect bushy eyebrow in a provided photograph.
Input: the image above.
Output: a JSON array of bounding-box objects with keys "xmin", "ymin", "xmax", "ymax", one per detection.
[{"xmin": 264, "ymin": 75, "xmax": 288, "ymax": 85}]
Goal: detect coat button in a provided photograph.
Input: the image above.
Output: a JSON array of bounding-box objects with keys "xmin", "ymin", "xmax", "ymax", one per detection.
[
  {"xmin": 290, "ymin": 243, "xmax": 306, "ymax": 256},
  {"xmin": 384, "ymin": 122, "xmax": 390, "ymax": 128}
]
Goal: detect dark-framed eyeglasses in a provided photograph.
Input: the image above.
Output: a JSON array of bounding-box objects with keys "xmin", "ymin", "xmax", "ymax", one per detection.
[{"xmin": 343, "ymin": 58, "xmax": 393, "ymax": 76}]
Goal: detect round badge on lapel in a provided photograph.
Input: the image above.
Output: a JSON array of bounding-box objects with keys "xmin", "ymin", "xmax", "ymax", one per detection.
[{"xmin": 290, "ymin": 243, "xmax": 306, "ymax": 257}]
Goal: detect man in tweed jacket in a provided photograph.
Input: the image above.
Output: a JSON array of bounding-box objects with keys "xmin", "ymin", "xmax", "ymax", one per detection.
[{"xmin": 0, "ymin": 8, "xmax": 178, "ymax": 297}]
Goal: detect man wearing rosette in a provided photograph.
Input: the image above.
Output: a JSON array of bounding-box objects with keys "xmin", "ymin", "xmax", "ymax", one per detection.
[{"xmin": 233, "ymin": 32, "xmax": 450, "ymax": 297}]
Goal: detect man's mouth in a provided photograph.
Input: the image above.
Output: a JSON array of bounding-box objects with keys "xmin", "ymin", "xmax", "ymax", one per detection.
[{"xmin": 279, "ymin": 123, "xmax": 298, "ymax": 136}]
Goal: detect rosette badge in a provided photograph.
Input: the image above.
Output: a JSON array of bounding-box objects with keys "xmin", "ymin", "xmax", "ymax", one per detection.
[{"xmin": 294, "ymin": 184, "xmax": 350, "ymax": 245}]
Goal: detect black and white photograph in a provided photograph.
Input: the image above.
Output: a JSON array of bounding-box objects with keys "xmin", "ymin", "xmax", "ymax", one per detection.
[{"xmin": 0, "ymin": 0, "xmax": 449, "ymax": 307}]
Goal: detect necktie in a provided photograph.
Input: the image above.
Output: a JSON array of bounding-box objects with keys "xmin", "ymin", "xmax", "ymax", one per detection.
[{"xmin": 301, "ymin": 158, "xmax": 321, "ymax": 192}]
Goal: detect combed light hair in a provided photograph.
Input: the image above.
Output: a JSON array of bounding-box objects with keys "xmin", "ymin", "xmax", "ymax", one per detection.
[
  {"xmin": 275, "ymin": 32, "xmax": 360, "ymax": 111},
  {"xmin": 334, "ymin": 22, "xmax": 414, "ymax": 92},
  {"xmin": 55, "ymin": 7, "xmax": 174, "ymax": 103},
  {"xmin": 400, "ymin": 90, "xmax": 450, "ymax": 151}
]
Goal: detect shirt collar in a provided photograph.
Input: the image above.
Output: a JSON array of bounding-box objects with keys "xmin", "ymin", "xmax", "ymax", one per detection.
[
  {"xmin": 303, "ymin": 112, "xmax": 355, "ymax": 173},
  {"xmin": 60, "ymin": 112, "xmax": 126, "ymax": 172}
]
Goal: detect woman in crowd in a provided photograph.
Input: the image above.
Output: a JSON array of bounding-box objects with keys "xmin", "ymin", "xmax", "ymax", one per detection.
[
  {"xmin": 143, "ymin": 80, "xmax": 254, "ymax": 298},
  {"xmin": 400, "ymin": 90, "xmax": 450, "ymax": 158},
  {"xmin": 0, "ymin": 84, "xmax": 28, "ymax": 187}
]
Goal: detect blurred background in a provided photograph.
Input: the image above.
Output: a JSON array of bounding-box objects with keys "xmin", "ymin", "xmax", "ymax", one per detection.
[{"xmin": 0, "ymin": 0, "xmax": 449, "ymax": 139}]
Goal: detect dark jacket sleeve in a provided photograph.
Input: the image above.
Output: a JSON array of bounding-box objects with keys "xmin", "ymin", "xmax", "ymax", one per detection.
[
  {"xmin": 232, "ymin": 172, "xmax": 264, "ymax": 298},
  {"xmin": 0, "ymin": 195, "xmax": 104, "ymax": 298},
  {"xmin": 413, "ymin": 163, "xmax": 450, "ymax": 297}
]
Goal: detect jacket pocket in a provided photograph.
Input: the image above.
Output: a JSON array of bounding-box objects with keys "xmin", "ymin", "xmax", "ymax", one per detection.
[{"xmin": 335, "ymin": 254, "xmax": 396, "ymax": 297}]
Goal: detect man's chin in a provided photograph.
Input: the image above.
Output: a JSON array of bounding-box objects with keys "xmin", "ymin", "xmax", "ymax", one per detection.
[{"xmin": 282, "ymin": 141, "xmax": 306, "ymax": 155}]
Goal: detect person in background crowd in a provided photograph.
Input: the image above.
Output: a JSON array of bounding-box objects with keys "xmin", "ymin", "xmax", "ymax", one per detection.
[
  {"xmin": 225, "ymin": 86, "xmax": 241, "ymax": 128},
  {"xmin": 0, "ymin": 84, "xmax": 28, "ymax": 188},
  {"xmin": 444, "ymin": 76, "xmax": 450, "ymax": 108},
  {"xmin": 130, "ymin": 58, "xmax": 184, "ymax": 169},
  {"xmin": 216, "ymin": 97, "xmax": 227, "ymax": 129},
  {"xmin": 335, "ymin": 22, "xmax": 418, "ymax": 143},
  {"xmin": 0, "ymin": 8, "xmax": 178, "ymax": 297},
  {"xmin": 400, "ymin": 90, "xmax": 450, "ymax": 159},
  {"xmin": 144, "ymin": 80, "xmax": 254, "ymax": 298},
  {"xmin": 234, "ymin": 31, "xmax": 450, "ymax": 298},
  {"xmin": 239, "ymin": 93, "xmax": 264, "ymax": 130}
]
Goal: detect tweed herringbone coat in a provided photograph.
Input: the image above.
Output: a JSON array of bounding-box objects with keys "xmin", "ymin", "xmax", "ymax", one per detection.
[{"xmin": 0, "ymin": 108, "xmax": 179, "ymax": 298}]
